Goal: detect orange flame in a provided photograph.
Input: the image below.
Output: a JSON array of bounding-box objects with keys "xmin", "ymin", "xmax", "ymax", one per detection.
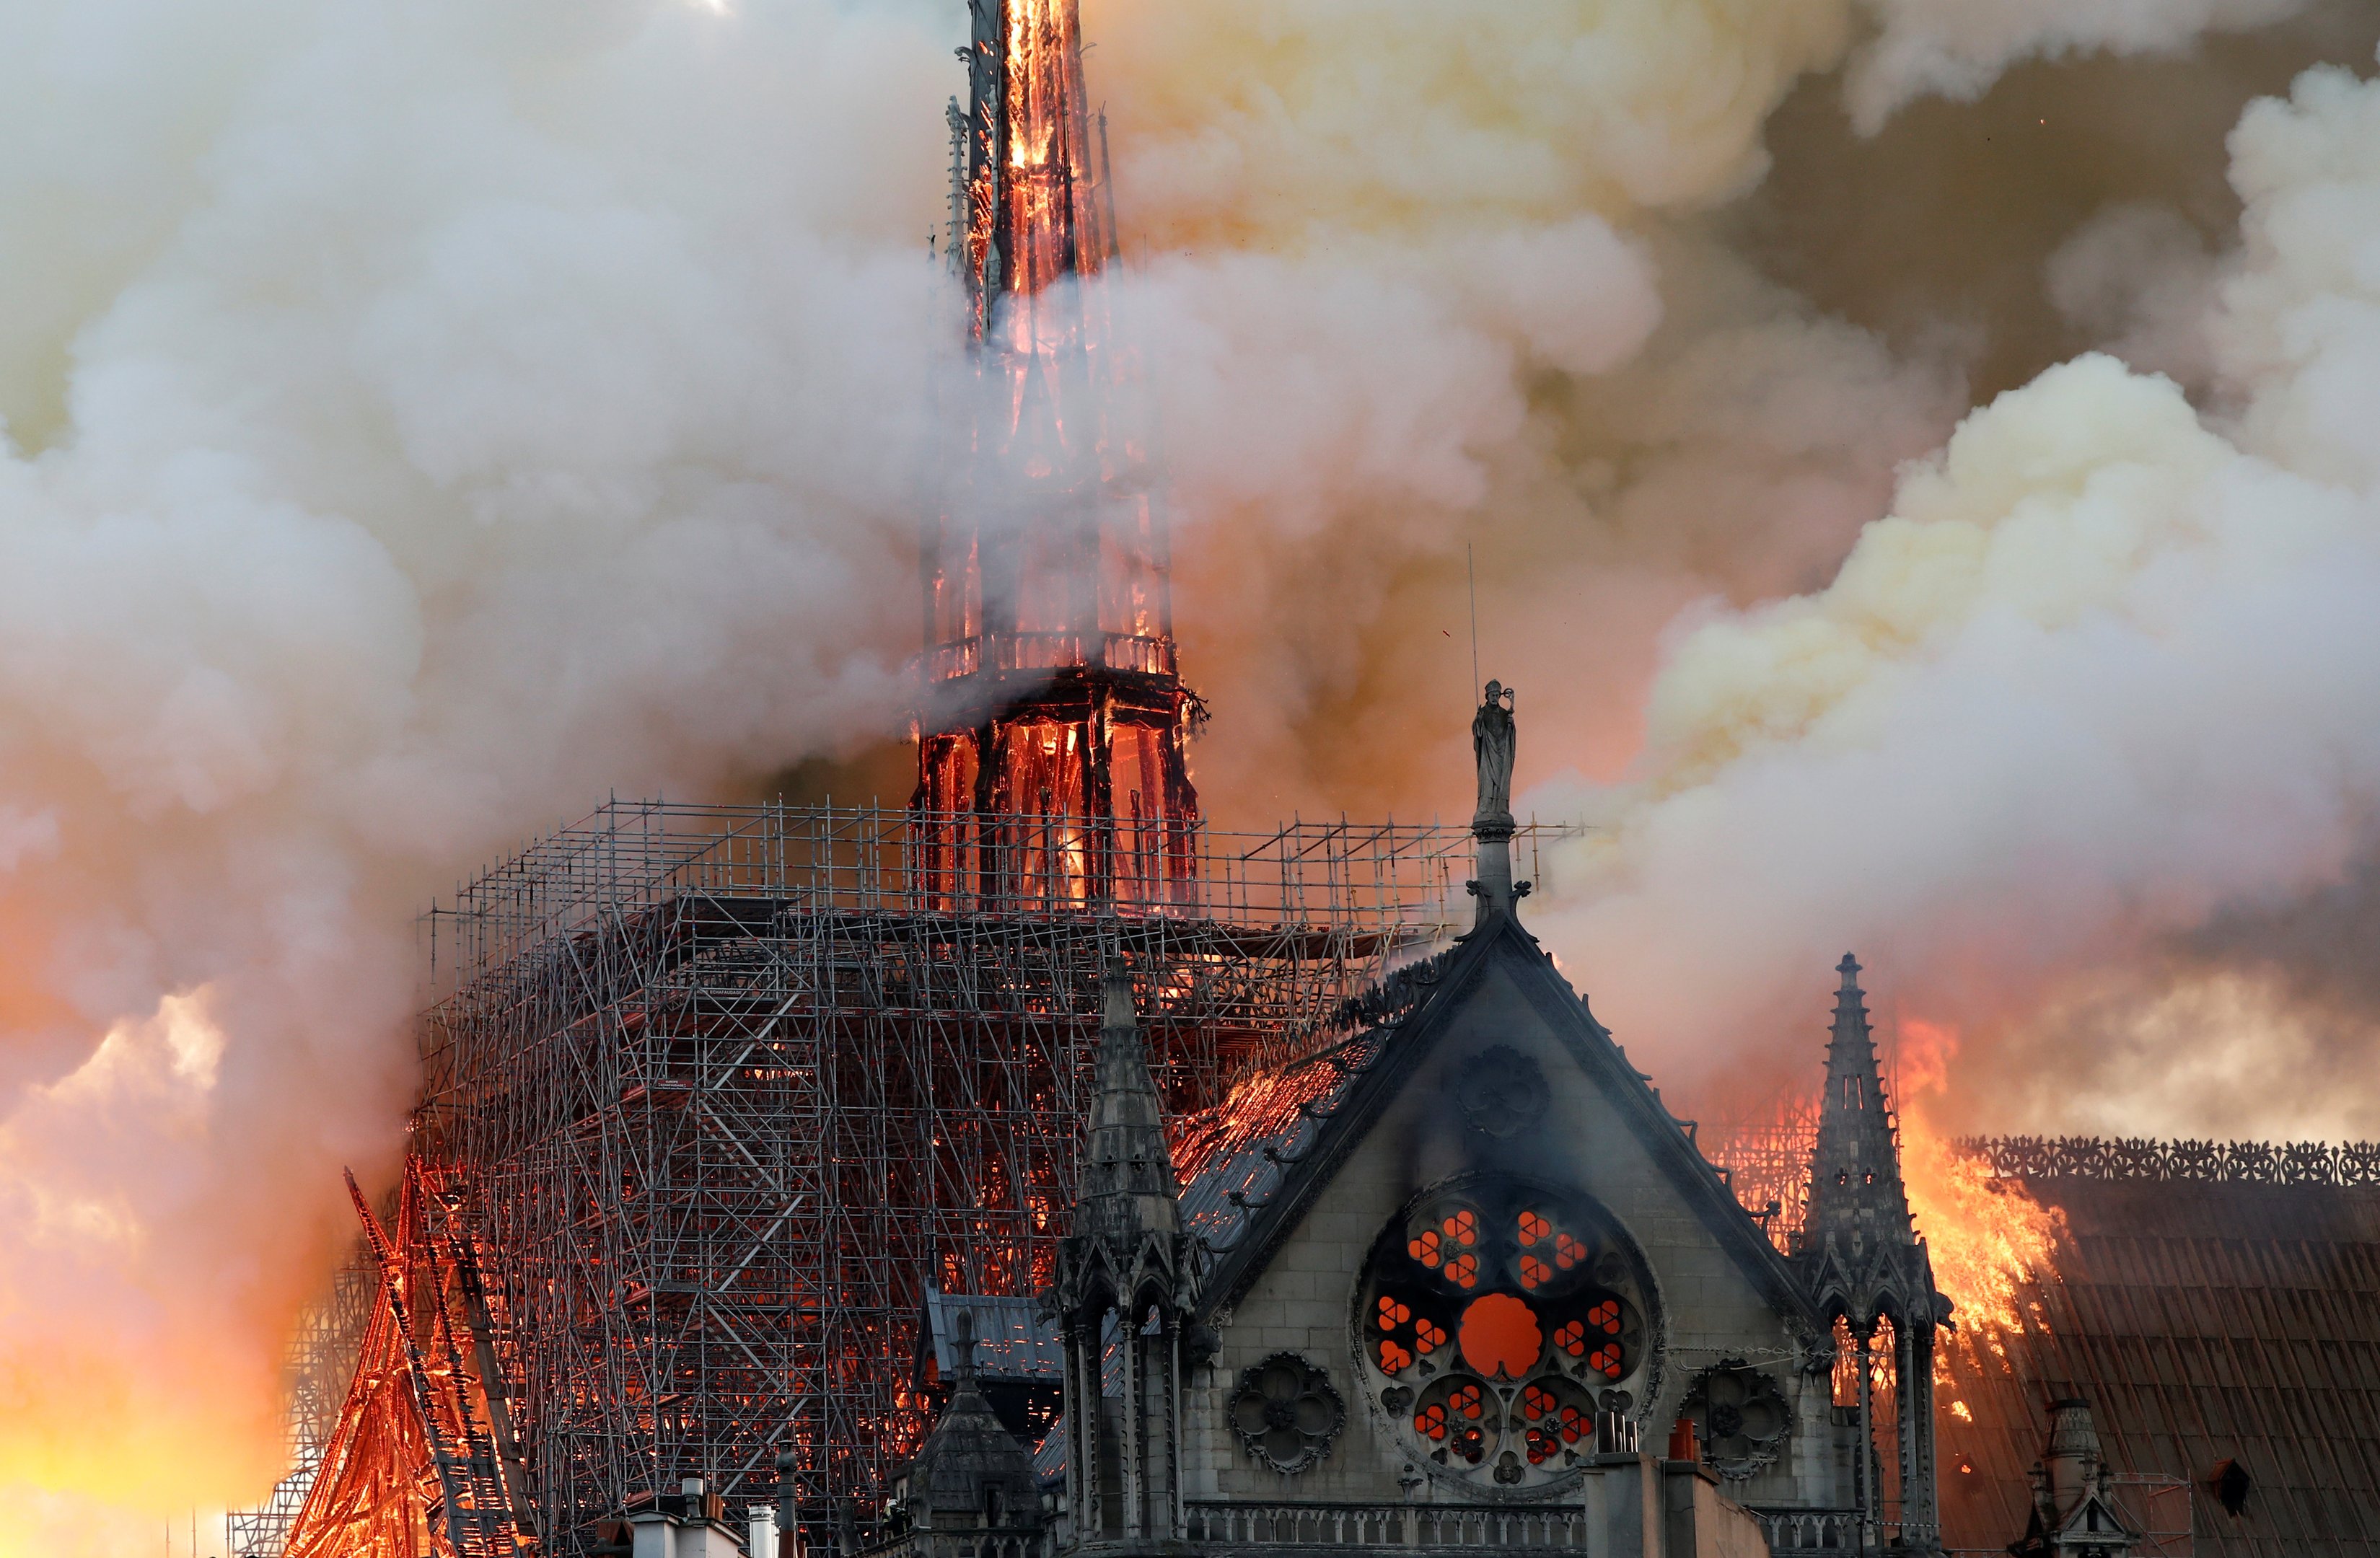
[
  {"xmin": 1902, "ymin": 1112, "xmax": 2065, "ymax": 1332},
  {"xmin": 1895, "ymin": 1019, "xmax": 2066, "ymax": 1337}
]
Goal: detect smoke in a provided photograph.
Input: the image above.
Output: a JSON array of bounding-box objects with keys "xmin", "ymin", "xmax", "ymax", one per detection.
[
  {"xmin": 1534, "ymin": 63, "xmax": 2380, "ymax": 1143},
  {"xmin": 4, "ymin": 0, "xmax": 2380, "ymax": 1547},
  {"xmin": 1066, "ymin": 0, "xmax": 2380, "ymax": 1156},
  {"xmin": 1843, "ymin": 0, "xmax": 2309, "ymax": 133},
  {"xmin": 0, "ymin": 0, "xmax": 945, "ymax": 1539}
]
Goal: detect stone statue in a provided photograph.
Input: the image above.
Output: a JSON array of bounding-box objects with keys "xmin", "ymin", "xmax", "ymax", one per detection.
[{"xmin": 1472, "ymin": 680, "xmax": 1516, "ymax": 827}]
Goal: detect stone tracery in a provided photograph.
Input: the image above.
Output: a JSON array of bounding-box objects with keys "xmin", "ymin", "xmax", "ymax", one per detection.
[{"xmin": 1355, "ymin": 1174, "xmax": 1659, "ymax": 1491}]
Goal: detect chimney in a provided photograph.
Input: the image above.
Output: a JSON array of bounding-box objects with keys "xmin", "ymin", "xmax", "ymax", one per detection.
[{"xmin": 774, "ymin": 1448, "xmax": 800, "ymax": 1558}]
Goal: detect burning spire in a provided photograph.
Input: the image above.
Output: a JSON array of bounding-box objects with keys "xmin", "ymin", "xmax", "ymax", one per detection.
[
  {"xmin": 283, "ymin": 1171, "xmax": 532, "ymax": 1558},
  {"xmin": 915, "ymin": 0, "xmax": 1200, "ymax": 908}
]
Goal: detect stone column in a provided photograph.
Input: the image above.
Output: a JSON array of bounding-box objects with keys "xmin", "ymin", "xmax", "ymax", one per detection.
[
  {"xmin": 1853, "ymin": 1326, "xmax": 1878, "ymax": 1555},
  {"xmin": 1894, "ymin": 1318, "xmax": 1942, "ymax": 1554}
]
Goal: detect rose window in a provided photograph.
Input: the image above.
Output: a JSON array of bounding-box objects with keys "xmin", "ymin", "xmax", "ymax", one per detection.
[
  {"xmin": 1357, "ymin": 1175, "xmax": 1658, "ymax": 1492},
  {"xmin": 1228, "ymin": 1353, "xmax": 1347, "ymax": 1474}
]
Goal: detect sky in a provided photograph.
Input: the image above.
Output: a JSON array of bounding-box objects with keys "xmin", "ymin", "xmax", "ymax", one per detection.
[{"xmin": 5, "ymin": 0, "xmax": 2380, "ymax": 1546}]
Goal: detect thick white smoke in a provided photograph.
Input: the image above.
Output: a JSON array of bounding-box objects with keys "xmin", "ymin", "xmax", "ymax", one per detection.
[
  {"xmin": 2, "ymin": 0, "xmax": 2377, "ymax": 1549},
  {"xmin": 0, "ymin": 0, "xmax": 945, "ymax": 1539},
  {"xmin": 1538, "ymin": 63, "xmax": 2380, "ymax": 1143}
]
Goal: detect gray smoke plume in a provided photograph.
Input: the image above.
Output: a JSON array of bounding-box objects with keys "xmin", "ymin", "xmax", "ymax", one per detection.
[{"xmin": 4, "ymin": 0, "xmax": 2380, "ymax": 1545}]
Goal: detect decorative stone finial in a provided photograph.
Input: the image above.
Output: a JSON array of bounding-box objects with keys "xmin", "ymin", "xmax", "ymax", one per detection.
[
  {"xmin": 1071, "ymin": 959, "xmax": 1182, "ymax": 1250},
  {"xmin": 952, "ymin": 1306, "xmax": 978, "ymax": 1384},
  {"xmin": 1102, "ymin": 959, "xmax": 1136, "ymax": 1031}
]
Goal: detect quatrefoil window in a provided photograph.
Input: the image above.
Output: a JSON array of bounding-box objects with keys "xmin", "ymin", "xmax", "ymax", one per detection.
[
  {"xmin": 1682, "ymin": 1362, "xmax": 1791, "ymax": 1480},
  {"xmin": 1228, "ymin": 1353, "xmax": 1346, "ymax": 1474}
]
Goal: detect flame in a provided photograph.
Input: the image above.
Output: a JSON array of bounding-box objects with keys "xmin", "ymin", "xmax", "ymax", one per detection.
[
  {"xmin": 1896, "ymin": 1019, "xmax": 2067, "ymax": 1335},
  {"xmin": 1698, "ymin": 1014, "xmax": 2070, "ymax": 1345}
]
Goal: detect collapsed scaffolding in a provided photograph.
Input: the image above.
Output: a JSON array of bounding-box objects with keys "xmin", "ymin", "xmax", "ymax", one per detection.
[
  {"xmin": 409, "ymin": 798, "xmax": 1556, "ymax": 1552},
  {"xmin": 280, "ymin": 1168, "xmax": 537, "ymax": 1558}
]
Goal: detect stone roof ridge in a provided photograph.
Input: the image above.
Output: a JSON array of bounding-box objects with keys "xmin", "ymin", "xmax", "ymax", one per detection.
[
  {"xmin": 1959, "ymin": 1132, "xmax": 2380, "ymax": 1187},
  {"xmin": 1167, "ymin": 940, "xmax": 1485, "ymax": 1265},
  {"xmin": 1319, "ymin": 944, "xmax": 1458, "ymax": 1038}
]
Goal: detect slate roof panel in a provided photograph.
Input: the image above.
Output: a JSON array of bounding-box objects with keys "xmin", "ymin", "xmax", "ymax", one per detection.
[
  {"xmin": 1936, "ymin": 1174, "xmax": 2380, "ymax": 1557},
  {"xmin": 1170, "ymin": 1029, "xmax": 1391, "ymax": 1261},
  {"xmin": 918, "ymin": 1289, "xmax": 1065, "ymax": 1381}
]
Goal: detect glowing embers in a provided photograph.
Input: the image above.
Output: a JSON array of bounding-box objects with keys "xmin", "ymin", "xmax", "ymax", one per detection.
[
  {"xmin": 1358, "ymin": 1176, "xmax": 1657, "ymax": 1492},
  {"xmin": 982, "ymin": 0, "xmax": 1102, "ymax": 306},
  {"xmin": 910, "ymin": 701, "xmax": 1200, "ymax": 912}
]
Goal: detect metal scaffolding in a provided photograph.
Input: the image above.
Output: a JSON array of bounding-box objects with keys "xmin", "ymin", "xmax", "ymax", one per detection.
[
  {"xmin": 411, "ymin": 799, "xmax": 1521, "ymax": 1552},
  {"xmin": 229, "ymin": 1250, "xmax": 378, "ymax": 1558}
]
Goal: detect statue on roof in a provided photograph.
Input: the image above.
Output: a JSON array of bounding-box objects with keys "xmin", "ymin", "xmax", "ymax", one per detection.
[{"xmin": 1472, "ymin": 680, "xmax": 1516, "ymax": 827}]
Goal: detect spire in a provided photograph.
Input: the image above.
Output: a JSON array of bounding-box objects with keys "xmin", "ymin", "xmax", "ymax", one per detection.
[
  {"xmin": 1799, "ymin": 953, "xmax": 1916, "ymax": 1258},
  {"xmin": 955, "ymin": 0, "xmax": 1110, "ymax": 331},
  {"xmin": 1791, "ymin": 954, "xmax": 1954, "ymax": 1556},
  {"xmin": 1050, "ymin": 961, "xmax": 1194, "ymax": 1544},
  {"xmin": 913, "ymin": 0, "xmax": 1201, "ymax": 895},
  {"xmin": 1071, "ymin": 959, "xmax": 1181, "ymax": 1248}
]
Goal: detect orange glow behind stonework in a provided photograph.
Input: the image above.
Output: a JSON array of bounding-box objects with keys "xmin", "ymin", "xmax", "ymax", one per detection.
[
  {"xmin": 1698, "ymin": 1013, "xmax": 2071, "ymax": 1432},
  {"xmin": 1888, "ymin": 1019, "xmax": 2071, "ymax": 1431}
]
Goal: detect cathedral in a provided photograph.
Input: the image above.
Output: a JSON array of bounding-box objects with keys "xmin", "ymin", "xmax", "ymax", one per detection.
[{"xmin": 883, "ymin": 692, "xmax": 1959, "ymax": 1558}]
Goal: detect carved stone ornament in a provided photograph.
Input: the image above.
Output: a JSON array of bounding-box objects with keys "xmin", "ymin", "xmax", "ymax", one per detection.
[
  {"xmin": 1454, "ymin": 1047, "xmax": 1549, "ymax": 1139},
  {"xmin": 1682, "ymin": 1361, "xmax": 1791, "ymax": 1480},
  {"xmin": 1228, "ymin": 1353, "xmax": 1346, "ymax": 1474}
]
